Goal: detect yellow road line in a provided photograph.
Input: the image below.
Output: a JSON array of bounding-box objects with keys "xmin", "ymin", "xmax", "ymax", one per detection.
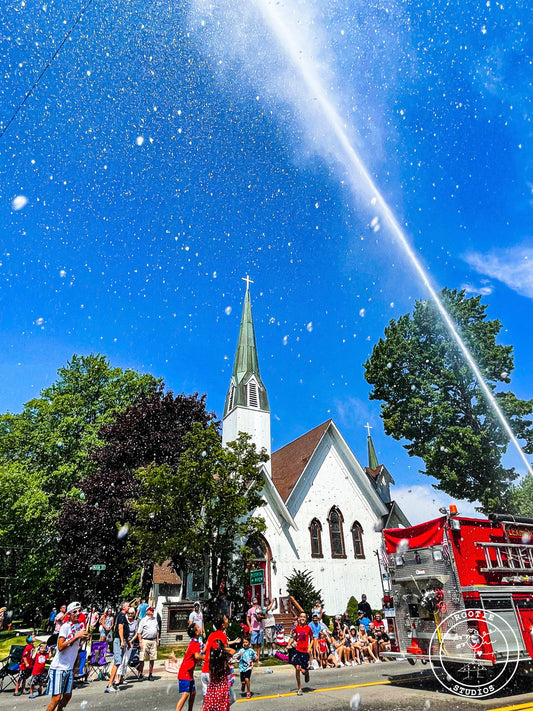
[
  {"xmin": 489, "ymin": 704, "xmax": 533, "ymax": 711},
  {"xmin": 235, "ymin": 677, "xmax": 400, "ymax": 702}
]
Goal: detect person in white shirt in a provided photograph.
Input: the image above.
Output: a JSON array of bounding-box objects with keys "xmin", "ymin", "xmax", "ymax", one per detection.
[
  {"xmin": 137, "ymin": 607, "xmax": 159, "ymax": 680},
  {"xmin": 188, "ymin": 602, "xmax": 204, "ymax": 637},
  {"xmin": 45, "ymin": 602, "xmax": 88, "ymax": 711}
]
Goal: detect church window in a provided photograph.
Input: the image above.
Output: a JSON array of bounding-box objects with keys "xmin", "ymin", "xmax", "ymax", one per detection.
[
  {"xmin": 351, "ymin": 521, "xmax": 365, "ymax": 559},
  {"xmin": 309, "ymin": 519, "xmax": 323, "ymax": 558},
  {"xmin": 247, "ymin": 380, "xmax": 259, "ymax": 408},
  {"xmin": 328, "ymin": 507, "xmax": 346, "ymax": 558}
]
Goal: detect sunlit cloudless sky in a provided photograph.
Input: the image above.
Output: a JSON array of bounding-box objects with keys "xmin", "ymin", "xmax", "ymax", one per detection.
[{"xmin": 1, "ymin": 0, "xmax": 531, "ymax": 522}]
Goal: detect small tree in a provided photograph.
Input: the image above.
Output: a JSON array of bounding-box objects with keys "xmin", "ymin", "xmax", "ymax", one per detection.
[
  {"xmin": 130, "ymin": 423, "xmax": 268, "ymax": 609},
  {"xmin": 346, "ymin": 595, "xmax": 359, "ymax": 621},
  {"xmin": 286, "ymin": 569, "xmax": 323, "ymax": 617}
]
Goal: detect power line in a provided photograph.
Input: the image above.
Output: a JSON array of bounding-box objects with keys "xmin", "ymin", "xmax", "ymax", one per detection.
[{"xmin": 0, "ymin": 0, "xmax": 96, "ymax": 140}]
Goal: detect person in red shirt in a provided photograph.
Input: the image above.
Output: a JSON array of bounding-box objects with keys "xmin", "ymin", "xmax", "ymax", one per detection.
[
  {"xmin": 199, "ymin": 615, "xmax": 240, "ymax": 711},
  {"xmin": 29, "ymin": 643, "xmax": 50, "ymax": 698},
  {"xmin": 289, "ymin": 613, "xmax": 313, "ymax": 696},
  {"xmin": 175, "ymin": 622, "xmax": 204, "ymax": 711},
  {"xmin": 14, "ymin": 635, "xmax": 35, "ymax": 696},
  {"xmin": 373, "ymin": 613, "xmax": 385, "ymax": 630}
]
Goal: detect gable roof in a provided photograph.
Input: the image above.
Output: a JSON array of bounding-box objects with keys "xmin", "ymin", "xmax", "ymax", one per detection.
[{"xmin": 271, "ymin": 420, "xmax": 332, "ymax": 502}]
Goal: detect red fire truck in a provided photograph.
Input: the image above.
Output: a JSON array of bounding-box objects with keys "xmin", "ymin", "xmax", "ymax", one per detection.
[{"xmin": 382, "ymin": 507, "xmax": 533, "ymax": 679}]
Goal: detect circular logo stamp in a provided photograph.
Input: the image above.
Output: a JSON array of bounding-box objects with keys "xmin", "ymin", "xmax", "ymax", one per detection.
[{"xmin": 428, "ymin": 608, "xmax": 520, "ymax": 697}]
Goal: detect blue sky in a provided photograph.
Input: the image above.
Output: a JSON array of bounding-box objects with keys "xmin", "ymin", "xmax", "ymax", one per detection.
[{"xmin": 1, "ymin": 0, "xmax": 531, "ymax": 523}]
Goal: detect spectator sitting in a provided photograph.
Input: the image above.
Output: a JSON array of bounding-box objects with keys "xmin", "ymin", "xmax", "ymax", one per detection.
[{"xmin": 357, "ymin": 610, "xmax": 371, "ymax": 631}]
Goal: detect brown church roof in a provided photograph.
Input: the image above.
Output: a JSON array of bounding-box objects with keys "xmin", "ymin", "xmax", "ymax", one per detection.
[
  {"xmin": 153, "ymin": 561, "xmax": 182, "ymax": 585},
  {"xmin": 271, "ymin": 420, "xmax": 332, "ymax": 502}
]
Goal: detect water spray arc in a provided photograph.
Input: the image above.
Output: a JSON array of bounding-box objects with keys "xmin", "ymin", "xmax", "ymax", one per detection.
[{"xmin": 252, "ymin": 0, "xmax": 533, "ymax": 478}]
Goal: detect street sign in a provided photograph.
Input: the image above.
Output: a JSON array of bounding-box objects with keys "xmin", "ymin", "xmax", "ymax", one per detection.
[
  {"xmin": 90, "ymin": 564, "xmax": 106, "ymax": 571},
  {"xmin": 249, "ymin": 568, "xmax": 264, "ymax": 585}
]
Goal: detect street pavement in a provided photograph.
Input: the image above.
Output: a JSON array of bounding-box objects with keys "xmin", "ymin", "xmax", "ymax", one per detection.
[{"xmin": 3, "ymin": 660, "xmax": 533, "ymax": 711}]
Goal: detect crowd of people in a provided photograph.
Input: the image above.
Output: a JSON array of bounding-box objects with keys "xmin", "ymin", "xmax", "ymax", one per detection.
[{"xmin": 2, "ymin": 593, "xmax": 392, "ymax": 711}]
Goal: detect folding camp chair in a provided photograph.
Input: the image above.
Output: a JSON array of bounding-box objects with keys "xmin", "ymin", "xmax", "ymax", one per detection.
[
  {"xmin": 0, "ymin": 645, "xmax": 25, "ymax": 692},
  {"xmin": 85, "ymin": 641, "xmax": 112, "ymax": 682}
]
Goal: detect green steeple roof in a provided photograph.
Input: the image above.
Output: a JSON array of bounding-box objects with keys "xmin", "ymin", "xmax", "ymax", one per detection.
[
  {"xmin": 223, "ymin": 281, "xmax": 269, "ymax": 417},
  {"xmin": 367, "ymin": 433, "xmax": 379, "ymax": 470}
]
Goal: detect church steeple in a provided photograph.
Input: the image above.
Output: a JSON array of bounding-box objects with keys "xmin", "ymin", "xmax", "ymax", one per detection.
[
  {"xmin": 365, "ymin": 423, "xmax": 379, "ymax": 470},
  {"xmin": 222, "ymin": 277, "xmax": 271, "ymax": 473},
  {"xmin": 364, "ymin": 422, "xmax": 394, "ymax": 504}
]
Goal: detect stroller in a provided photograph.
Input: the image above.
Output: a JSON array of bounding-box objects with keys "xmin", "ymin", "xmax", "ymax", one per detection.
[{"xmin": 125, "ymin": 643, "xmax": 141, "ymax": 681}]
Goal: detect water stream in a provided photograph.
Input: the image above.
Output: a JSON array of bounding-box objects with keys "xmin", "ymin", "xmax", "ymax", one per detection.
[{"xmin": 251, "ymin": 0, "xmax": 533, "ymax": 478}]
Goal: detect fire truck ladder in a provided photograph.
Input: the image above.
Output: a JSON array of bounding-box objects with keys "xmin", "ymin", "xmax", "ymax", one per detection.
[{"xmin": 476, "ymin": 541, "xmax": 533, "ymax": 574}]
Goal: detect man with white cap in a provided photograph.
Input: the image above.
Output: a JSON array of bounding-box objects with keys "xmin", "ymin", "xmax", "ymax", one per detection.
[{"xmin": 45, "ymin": 601, "xmax": 88, "ymax": 711}]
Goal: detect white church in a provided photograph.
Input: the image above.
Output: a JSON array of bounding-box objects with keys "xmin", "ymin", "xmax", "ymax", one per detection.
[{"xmin": 220, "ymin": 280, "xmax": 409, "ymax": 615}]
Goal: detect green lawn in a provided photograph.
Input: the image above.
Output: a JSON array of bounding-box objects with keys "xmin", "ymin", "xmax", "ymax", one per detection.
[{"xmin": 0, "ymin": 635, "xmax": 27, "ymax": 660}]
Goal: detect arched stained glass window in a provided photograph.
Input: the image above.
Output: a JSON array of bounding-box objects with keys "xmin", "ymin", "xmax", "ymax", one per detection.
[
  {"xmin": 351, "ymin": 521, "xmax": 365, "ymax": 559},
  {"xmin": 309, "ymin": 518, "xmax": 323, "ymax": 558},
  {"xmin": 328, "ymin": 507, "xmax": 346, "ymax": 558}
]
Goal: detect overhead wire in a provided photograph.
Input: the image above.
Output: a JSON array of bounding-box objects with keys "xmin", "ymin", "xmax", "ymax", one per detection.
[{"xmin": 0, "ymin": 0, "xmax": 96, "ymax": 139}]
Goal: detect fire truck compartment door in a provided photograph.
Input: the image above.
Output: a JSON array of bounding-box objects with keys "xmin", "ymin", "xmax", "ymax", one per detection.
[
  {"xmin": 513, "ymin": 597, "xmax": 533, "ymax": 658},
  {"xmin": 480, "ymin": 596, "xmax": 524, "ymax": 655}
]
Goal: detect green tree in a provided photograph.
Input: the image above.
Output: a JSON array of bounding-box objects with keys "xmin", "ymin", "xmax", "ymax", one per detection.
[
  {"xmin": 286, "ymin": 569, "xmax": 323, "ymax": 617},
  {"xmin": 56, "ymin": 389, "xmax": 212, "ymax": 605},
  {"xmin": 0, "ymin": 354, "xmax": 158, "ymax": 609},
  {"xmin": 364, "ymin": 289, "xmax": 533, "ymax": 513},
  {"xmin": 507, "ymin": 476, "xmax": 533, "ymax": 517},
  {"xmin": 130, "ymin": 422, "xmax": 268, "ymax": 610},
  {"xmin": 346, "ymin": 595, "xmax": 359, "ymax": 622}
]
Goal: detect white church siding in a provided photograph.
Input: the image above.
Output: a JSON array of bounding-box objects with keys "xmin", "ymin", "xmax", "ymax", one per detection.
[
  {"xmin": 223, "ymin": 283, "xmax": 408, "ymax": 618},
  {"xmin": 260, "ymin": 425, "xmax": 388, "ymax": 615}
]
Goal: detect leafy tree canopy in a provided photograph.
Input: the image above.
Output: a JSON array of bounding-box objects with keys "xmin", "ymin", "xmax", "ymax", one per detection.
[
  {"xmin": 130, "ymin": 422, "xmax": 268, "ymax": 611},
  {"xmin": 0, "ymin": 354, "xmax": 158, "ymax": 608},
  {"xmin": 57, "ymin": 390, "xmax": 212, "ymax": 605},
  {"xmin": 507, "ymin": 476, "xmax": 533, "ymax": 518},
  {"xmin": 364, "ymin": 288, "xmax": 533, "ymax": 513}
]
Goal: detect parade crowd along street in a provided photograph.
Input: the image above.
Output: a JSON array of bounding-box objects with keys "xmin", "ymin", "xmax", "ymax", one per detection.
[{"xmin": 0, "ymin": 593, "xmax": 393, "ymax": 709}]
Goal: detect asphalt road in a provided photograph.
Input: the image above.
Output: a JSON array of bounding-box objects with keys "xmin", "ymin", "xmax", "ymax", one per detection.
[{"xmin": 4, "ymin": 661, "xmax": 533, "ymax": 711}]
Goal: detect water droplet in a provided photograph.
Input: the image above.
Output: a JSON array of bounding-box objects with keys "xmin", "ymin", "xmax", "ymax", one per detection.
[
  {"xmin": 12, "ymin": 195, "xmax": 28, "ymax": 210},
  {"xmin": 117, "ymin": 524, "xmax": 129, "ymax": 539},
  {"xmin": 225, "ymin": 306, "xmax": 232, "ymax": 316},
  {"xmin": 397, "ymin": 538, "xmax": 409, "ymax": 554},
  {"xmin": 522, "ymin": 533, "xmax": 531, "ymax": 544},
  {"xmin": 136, "ymin": 136, "xmax": 144, "ymax": 146},
  {"xmin": 423, "ymin": 700, "xmax": 431, "ymax": 710},
  {"xmin": 350, "ymin": 693, "xmax": 361, "ymax": 710},
  {"xmin": 359, "ymin": 308, "xmax": 365, "ymax": 317},
  {"xmin": 35, "ymin": 317, "xmax": 44, "ymax": 326},
  {"xmin": 306, "ymin": 322, "xmax": 313, "ymax": 332},
  {"xmin": 59, "ymin": 269, "xmax": 67, "ymax": 278},
  {"xmin": 80, "ymin": 701, "xmax": 88, "ymax": 709}
]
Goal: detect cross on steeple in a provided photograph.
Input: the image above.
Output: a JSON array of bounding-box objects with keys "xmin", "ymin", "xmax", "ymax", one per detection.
[
  {"xmin": 364, "ymin": 422, "xmax": 373, "ymax": 437},
  {"xmin": 242, "ymin": 275, "xmax": 254, "ymax": 291}
]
